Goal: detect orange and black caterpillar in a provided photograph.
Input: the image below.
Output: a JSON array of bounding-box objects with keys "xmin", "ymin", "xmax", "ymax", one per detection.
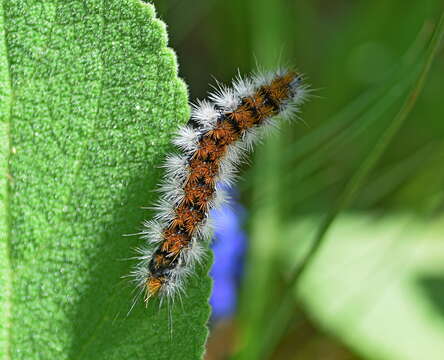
[{"xmin": 132, "ymin": 69, "xmax": 308, "ymax": 302}]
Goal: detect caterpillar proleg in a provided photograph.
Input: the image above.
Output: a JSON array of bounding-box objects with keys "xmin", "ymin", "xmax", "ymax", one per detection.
[{"xmin": 132, "ymin": 68, "xmax": 308, "ymax": 303}]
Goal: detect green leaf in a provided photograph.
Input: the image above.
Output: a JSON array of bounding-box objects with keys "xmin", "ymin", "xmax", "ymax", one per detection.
[
  {"xmin": 0, "ymin": 1, "xmax": 211, "ymax": 359},
  {"xmin": 292, "ymin": 213, "xmax": 444, "ymax": 360}
]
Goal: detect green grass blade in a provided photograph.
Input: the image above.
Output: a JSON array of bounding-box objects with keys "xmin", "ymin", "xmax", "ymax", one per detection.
[
  {"xmin": 284, "ymin": 21, "xmax": 430, "ymax": 160},
  {"xmin": 257, "ymin": 11, "xmax": 444, "ymax": 360},
  {"xmin": 290, "ymin": 11, "xmax": 444, "ymax": 287}
]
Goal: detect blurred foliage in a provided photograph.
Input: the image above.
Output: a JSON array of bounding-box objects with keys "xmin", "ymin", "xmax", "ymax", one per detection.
[
  {"xmin": 295, "ymin": 213, "xmax": 444, "ymax": 360},
  {"xmin": 154, "ymin": 0, "xmax": 444, "ymax": 359}
]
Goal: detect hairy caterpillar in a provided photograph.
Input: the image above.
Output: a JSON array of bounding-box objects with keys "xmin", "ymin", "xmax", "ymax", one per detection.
[{"xmin": 132, "ymin": 68, "xmax": 308, "ymax": 303}]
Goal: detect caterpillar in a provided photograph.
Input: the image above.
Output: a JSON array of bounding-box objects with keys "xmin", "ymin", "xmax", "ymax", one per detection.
[{"xmin": 132, "ymin": 68, "xmax": 308, "ymax": 303}]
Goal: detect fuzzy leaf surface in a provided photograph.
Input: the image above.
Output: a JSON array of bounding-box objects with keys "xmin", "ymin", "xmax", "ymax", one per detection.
[{"xmin": 0, "ymin": 1, "xmax": 211, "ymax": 359}]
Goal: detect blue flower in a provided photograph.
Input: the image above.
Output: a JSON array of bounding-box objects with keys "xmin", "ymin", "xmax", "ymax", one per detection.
[{"xmin": 209, "ymin": 190, "xmax": 247, "ymax": 321}]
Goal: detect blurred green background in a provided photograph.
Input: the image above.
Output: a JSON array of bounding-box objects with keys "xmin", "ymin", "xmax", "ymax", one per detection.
[{"xmin": 152, "ymin": 1, "xmax": 444, "ymax": 359}]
